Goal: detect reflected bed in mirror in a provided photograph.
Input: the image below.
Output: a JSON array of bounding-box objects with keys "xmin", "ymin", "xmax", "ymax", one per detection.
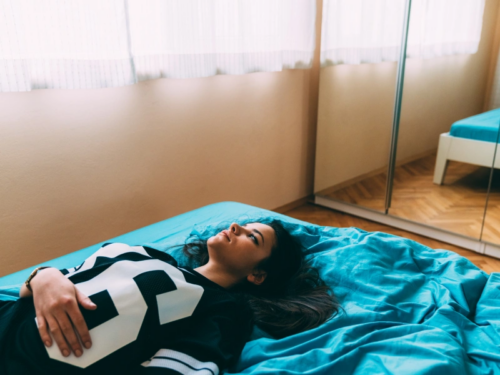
[
  {"xmin": 388, "ymin": 107, "xmax": 500, "ymax": 241},
  {"xmin": 434, "ymin": 108, "xmax": 500, "ymax": 184}
]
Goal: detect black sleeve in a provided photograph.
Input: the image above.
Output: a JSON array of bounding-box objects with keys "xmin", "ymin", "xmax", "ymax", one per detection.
[{"xmin": 136, "ymin": 296, "xmax": 253, "ymax": 374}]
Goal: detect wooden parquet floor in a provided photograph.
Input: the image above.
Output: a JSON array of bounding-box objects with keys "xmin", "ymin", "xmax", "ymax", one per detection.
[
  {"xmin": 283, "ymin": 203, "xmax": 500, "ymax": 274},
  {"xmin": 326, "ymin": 153, "xmax": 500, "ymax": 243}
]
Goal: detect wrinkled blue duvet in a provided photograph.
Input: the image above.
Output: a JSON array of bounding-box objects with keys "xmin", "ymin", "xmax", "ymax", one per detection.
[
  {"xmin": 1, "ymin": 202, "xmax": 499, "ymax": 374},
  {"xmin": 232, "ymin": 228, "xmax": 500, "ymax": 374}
]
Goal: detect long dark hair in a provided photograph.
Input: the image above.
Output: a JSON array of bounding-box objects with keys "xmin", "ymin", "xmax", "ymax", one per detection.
[{"xmin": 181, "ymin": 217, "xmax": 342, "ymax": 339}]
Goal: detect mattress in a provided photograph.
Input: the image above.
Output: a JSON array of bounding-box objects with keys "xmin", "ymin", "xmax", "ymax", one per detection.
[
  {"xmin": 0, "ymin": 202, "xmax": 290, "ymax": 288},
  {"xmin": 450, "ymin": 107, "xmax": 500, "ymax": 142},
  {"xmin": 1, "ymin": 201, "xmax": 500, "ymax": 374}
]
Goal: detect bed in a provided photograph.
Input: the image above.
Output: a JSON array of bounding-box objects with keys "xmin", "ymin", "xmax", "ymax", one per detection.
[
  {"xmin": 1, "ymin": 201, "xmax": 499, "ymax": 374},
  {"xmin": 434, "ymin": 108, "xmax": 500, "ymax": 184}
]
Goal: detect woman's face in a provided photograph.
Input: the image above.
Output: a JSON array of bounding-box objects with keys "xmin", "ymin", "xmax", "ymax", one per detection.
[{"xmin": 207, "ymin": 222, "xmax": 275, "ymax": 283}]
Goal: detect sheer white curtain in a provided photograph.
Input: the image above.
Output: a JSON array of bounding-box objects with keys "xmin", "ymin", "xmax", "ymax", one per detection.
[
  {"xmin": 0, "ymin": 0, "xmax": 316, "ymax": 92},
  {"xmin": 321, "ymin": 0, "xmax": 486, "ymax": 66}
]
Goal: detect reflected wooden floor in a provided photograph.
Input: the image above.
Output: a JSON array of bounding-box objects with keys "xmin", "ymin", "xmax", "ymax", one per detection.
[
  {"xmin": 325, "ymin": 152, "xmax": 500, "ymax": 243},
  {"xmin": 283, "ymin": 203, "xmax": 500, "ymax": 274}
]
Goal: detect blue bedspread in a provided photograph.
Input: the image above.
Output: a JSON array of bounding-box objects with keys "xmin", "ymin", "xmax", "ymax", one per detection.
[
  {"xmin": 450, "ymin": 108, "xmax": 500, "ymax": 143},
  {"xmin": 1, "ymin": 202, "xmax": 499, "ymax": 374}
]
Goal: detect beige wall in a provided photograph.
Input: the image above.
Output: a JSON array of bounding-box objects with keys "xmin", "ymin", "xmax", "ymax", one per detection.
[
  {"xmin": 314, "ymin": 0, "xmax": 500, "ymax": 193},
  {"xmin": 0, "ymin": 3, "xmax": 325, "ymax": 279},
  {"xmin": 0, "ymin": 65, "xmax": 321, "ymax": 278}
]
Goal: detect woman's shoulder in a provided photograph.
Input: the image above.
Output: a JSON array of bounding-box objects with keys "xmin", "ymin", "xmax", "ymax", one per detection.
[{"xmin": 140, "ymin": 245, "xmax": 178, "ymax": 267}]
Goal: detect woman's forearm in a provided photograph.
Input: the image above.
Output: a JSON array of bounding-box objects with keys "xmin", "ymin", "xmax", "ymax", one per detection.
[{"xmin": 20, "ymin": 281, "xmax": 32, "ymax": 298}]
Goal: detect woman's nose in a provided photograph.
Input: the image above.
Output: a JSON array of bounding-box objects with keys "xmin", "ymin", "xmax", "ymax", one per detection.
[{"xmin": 230, "ymin": 223, "xmax": 241, "ymax": 235}]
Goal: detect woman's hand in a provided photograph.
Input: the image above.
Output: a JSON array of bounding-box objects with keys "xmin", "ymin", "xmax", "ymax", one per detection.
[{"xmin": 29, "ymin": 268, "xmax": 97, "ymax": 358}]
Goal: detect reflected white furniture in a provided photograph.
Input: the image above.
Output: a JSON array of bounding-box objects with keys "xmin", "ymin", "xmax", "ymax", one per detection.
[{"xmin": 433, "ymin": 132, "xmax": 500, "ymax": 184}]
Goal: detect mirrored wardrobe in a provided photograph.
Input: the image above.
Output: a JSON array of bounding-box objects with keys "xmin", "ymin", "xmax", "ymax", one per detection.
[{"xmin": 314, "ymin": 0, "xmax": 500, "ymax": 258}]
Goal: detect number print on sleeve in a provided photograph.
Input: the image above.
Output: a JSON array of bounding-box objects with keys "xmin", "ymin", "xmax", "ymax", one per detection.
[{"xmin": 42, "ymin": 258, "xmax": 204, "ymax": 368}]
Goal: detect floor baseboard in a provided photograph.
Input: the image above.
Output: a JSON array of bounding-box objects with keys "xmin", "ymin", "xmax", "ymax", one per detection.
[{"xmin": 272, "ymin": 195, "xmax": 314, "ymax": 214}]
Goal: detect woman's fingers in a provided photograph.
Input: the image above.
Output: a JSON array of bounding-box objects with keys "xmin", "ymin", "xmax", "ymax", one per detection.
[
  {"xmin": 46, "ymin": 315, "xmax": 72, "ymax": 357},
  {"xmin": 35, "ymin": 314, "xmax": 52, "ymax": 348},
  {"xmin": 67, "ymin": 299, "xmax": 92, "ymax": 349},
  {"xmin": 30, "ymin": 270, "xmax": 95, "ymax": 357},
  {"xmin": 53, "ymin": 310, "xmax": 83, "ymax": 357}
]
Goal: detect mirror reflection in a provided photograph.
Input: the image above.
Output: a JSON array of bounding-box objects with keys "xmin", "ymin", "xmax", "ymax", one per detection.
[
  {"xmin": 314, "ymin": 1, "xmax": 407, "ymax": 212},
  {"xmin": 389, "ymin": 111, "xmax": 499, "ymax": 240},
  {"xmin": 388, "ymin": 0, "xmax": 498, "ymax": 240},
  {"xmin": 314, "ymin": 0, "xmax": 500, "ymax": 243},
  {"xmin": 479, "ymin": 120, "xmax": 500, "ymax": 245},
  {"xmin": 313, "ymin": 62, "xmax": 396, "ymax": 213}
]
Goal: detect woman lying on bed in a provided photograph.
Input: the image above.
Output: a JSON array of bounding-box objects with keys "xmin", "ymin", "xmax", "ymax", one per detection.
[{"xmin": 0, "ymin": 219, "xmax": 340, "ymax": 374}]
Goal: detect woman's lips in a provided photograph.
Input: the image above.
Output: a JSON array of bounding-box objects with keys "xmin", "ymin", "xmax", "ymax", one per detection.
[{"xmin": 222, "ymin": 230, "xmax": 230, "ymax": 241}]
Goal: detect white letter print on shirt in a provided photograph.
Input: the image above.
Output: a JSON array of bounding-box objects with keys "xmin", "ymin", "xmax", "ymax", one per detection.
[{"xmin": 41, "ymin": 246, "xmax": 204, "ymax": 368}]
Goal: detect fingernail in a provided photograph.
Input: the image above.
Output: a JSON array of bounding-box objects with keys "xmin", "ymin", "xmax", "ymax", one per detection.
[
  {"xmin": 63, "ymin": 350, "xmax": 69, "ymax": 357},
  {"xmin": 75, "ymin": 349, "xmax": 82, "ymax": 357},
  {"xmin": 44, "ymin": 341, "xmax": 51, "ymax": 347},
  {"xmin": 89, "ymin": 301, "xmax": 96, "ymax": 307},
  {"xmin": 84, "ymin": 342, "xmax": 91, "ymax": 349}
]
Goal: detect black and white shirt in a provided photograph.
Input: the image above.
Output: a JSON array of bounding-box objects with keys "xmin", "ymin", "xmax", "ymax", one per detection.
[{"xmin": 0, "ymin": 243, "xmax": 253, "ymax": 374}]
